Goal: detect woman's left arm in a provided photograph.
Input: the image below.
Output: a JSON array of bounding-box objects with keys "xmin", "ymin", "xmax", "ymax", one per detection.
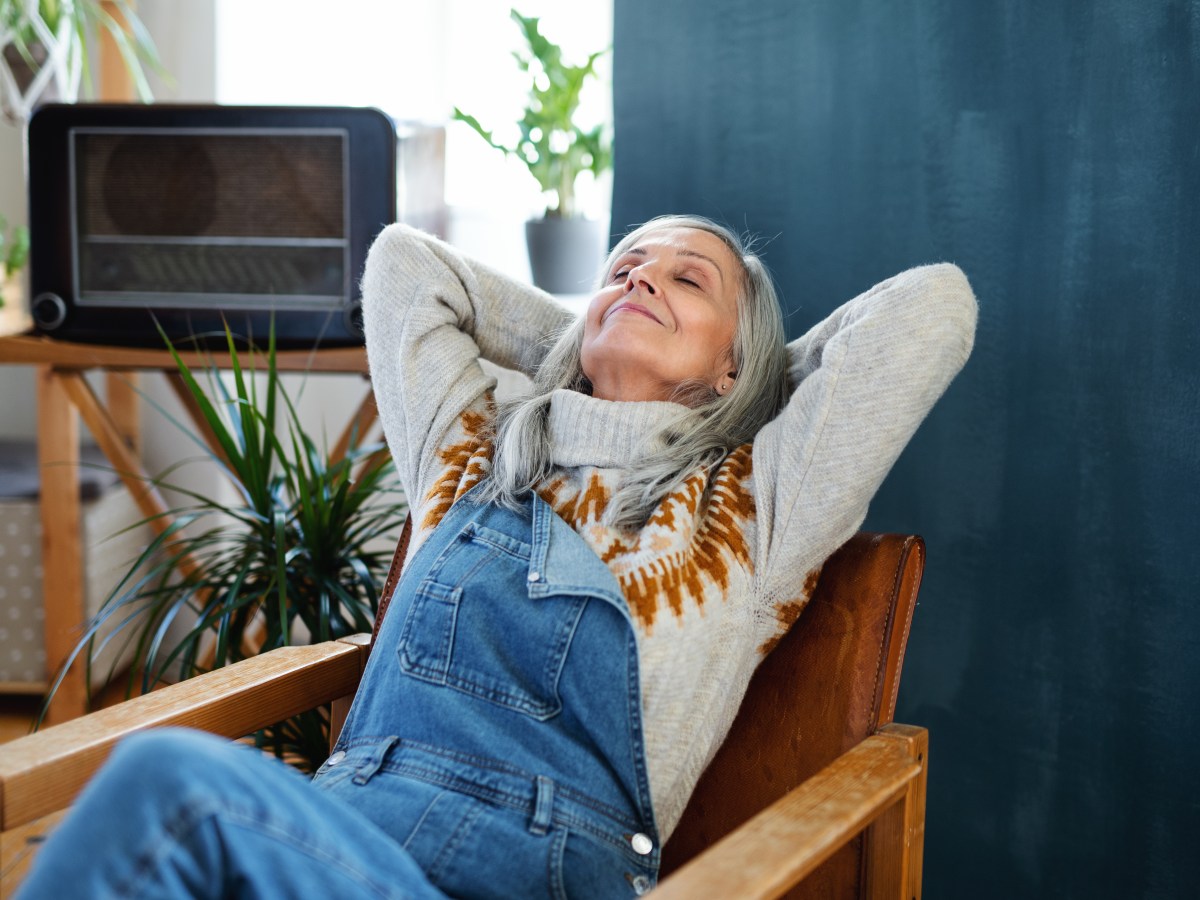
[{"xmin": 751, "ymin": 263, "xmax": 978, "ymax": 600}]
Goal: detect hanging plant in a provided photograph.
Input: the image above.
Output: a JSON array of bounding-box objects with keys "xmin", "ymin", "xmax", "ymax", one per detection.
[{"xmin": 1, "ymin": 0, "xmax": 165, "ymax": 123}]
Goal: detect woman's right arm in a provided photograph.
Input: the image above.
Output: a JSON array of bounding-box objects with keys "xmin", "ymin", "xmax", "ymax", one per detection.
[{"xmin": 360, "ymin": 224, "xmax": 575, "ymax": 506}]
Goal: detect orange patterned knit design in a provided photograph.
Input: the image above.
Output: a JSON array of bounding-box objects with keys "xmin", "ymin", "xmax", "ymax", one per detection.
[
  {"xmin": 540, "ymin": 444, "xmax": 757, "ymax": 633},
  {"xmin": 419, "ymin": 406, "xmax": 494, "ymax": 531},
  {"xmin": 420, "ymin": 411, "xmax": 767, "ymax": 635}
]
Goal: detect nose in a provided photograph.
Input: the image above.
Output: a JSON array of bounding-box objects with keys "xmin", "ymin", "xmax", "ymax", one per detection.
[{"xmin": 625, "ymin": 263, "xmax": 659, "ymax": 295}]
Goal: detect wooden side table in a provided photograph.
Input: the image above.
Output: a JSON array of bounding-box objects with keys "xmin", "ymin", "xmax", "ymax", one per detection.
[{"xmin": 0, "ymin": 334, "xmax": 373, "ymax": 724}]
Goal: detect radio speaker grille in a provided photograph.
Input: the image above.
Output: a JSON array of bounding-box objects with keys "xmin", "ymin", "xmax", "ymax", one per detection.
[
  {"xmin": 73, "ymin": 131, "xmax": 349, "ymax": 307},
  {"xmin": 79, "ymin": 132, "xmax": 345, "ymax": 238}
]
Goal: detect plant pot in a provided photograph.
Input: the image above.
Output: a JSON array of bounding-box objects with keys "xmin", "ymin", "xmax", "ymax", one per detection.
[
  {"xmin": 1, "ymin": 275, "xmax": 31, "ymax": 336},
  {"xmin": 1, "ymin": 39, "xmax": 70, "ymax": 124},
  {"xmin": 2, "ymin": 41, "xmax": 53, "ymax": 95},
  {"xmin": 524, "ymin": 216, "xmax": 606, "ymax": 295}
]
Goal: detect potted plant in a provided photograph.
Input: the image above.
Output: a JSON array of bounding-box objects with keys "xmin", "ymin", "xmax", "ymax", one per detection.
[
  {"xmin": 0, "ymin": 212, "xmax": 28, "ymax": 332},
  {"xmin": 453, "ymin": 8, "xmax": 612, "ymax": 294},
  {"xmin": 43, "ymin": 325, "xmax": 409, "ymax": 771},
  {"xmin": 1, "ymin": 212, "xmax": 27, "ymax": 283},
  {"xmin": 1, "ymin": 0, "xmax": 163, "ymax": 123}
]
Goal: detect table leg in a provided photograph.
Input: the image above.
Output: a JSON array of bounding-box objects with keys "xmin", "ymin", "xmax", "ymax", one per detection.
[
  {"xmin": 36, "ymin": 366, "xmax": 86, "ymax": 724},
  {"xmin": 105, "ymin": 371, "xmax": 141, "ymax": 456}
]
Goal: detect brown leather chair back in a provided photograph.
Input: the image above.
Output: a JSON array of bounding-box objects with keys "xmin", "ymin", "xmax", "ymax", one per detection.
[
  {"xmin": 371, "ymin": 515, "xmax": 412, "ymax": 652},
  {"xmin": 659, "ymin": 532, "xmax": 926, "ymax": 898}
]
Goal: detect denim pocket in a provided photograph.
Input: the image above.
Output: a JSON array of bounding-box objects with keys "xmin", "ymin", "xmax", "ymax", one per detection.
[
  {"xmin": 397, "ymin": 521, "xmax": 587, "ymax": 720},
  {"xmin": 554, "ymin": 827, "xmax": 649, "ymax": 899}
]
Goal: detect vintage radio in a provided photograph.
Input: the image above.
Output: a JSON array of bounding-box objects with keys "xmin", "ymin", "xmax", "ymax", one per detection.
[{"xmin": 27, "ymin": 104, "xmax": 399, "ymax": 347}]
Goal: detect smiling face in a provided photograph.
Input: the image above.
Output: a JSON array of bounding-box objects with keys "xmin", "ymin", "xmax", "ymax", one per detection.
[{"xmin": 580, "ymin": 226, "xmax": 742, "ymax": 403}]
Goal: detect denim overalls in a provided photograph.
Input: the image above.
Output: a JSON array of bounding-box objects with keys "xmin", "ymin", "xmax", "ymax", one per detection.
[{"xmin": 312, "ymin": 489, "xmax": 663, "ymax": 898}]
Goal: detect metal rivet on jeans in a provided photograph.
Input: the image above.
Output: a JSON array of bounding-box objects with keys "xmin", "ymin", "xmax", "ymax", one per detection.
[
  {"xmin": 326, "ymin": 750, "xmax": 346, "ymax": 766},
  {"xmin": 630, "ymin": 874, "xmax": 652, "ymax": 895},
  {"xmin": 527, "ymin": 571, "xmax": 540, "ymax": 582},
  {"xmin": 630, "ymin": 833, "xmax": 653, "ymax": 855}
]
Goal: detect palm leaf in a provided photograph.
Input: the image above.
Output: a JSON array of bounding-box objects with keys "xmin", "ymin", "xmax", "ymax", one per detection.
[{"xmin": 41, "ymin": 322, "xmax": 407, "ymax": 770}]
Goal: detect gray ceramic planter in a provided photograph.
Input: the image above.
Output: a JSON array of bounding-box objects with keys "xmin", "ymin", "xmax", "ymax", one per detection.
[{"xmin": 524, "ymin": 216, "xmax": 606, "ymax": 294}]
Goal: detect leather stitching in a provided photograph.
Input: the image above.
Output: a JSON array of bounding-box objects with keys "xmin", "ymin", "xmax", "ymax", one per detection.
[{"xmin": 888, "ymin": 540, "xmax": 923, "ymax": 722}]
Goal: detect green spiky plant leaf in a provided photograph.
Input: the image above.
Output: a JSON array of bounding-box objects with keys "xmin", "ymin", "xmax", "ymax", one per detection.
[{"xmin": 41, "ymin": 322, "xmax": 407, "ymax": 771}]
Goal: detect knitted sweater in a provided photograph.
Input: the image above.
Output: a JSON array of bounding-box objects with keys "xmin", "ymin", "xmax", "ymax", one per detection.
[{"xmin": 361, "ymin": 223, "xmax": 977, "ymax": 839}]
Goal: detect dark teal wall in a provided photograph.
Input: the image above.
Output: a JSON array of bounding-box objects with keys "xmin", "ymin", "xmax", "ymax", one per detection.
[{"xmin": 611, "ymin": 2, "xmax": 1199, "ymax": 896}]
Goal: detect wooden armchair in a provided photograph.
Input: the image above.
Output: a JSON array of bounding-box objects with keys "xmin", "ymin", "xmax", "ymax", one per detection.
[{"xmin": 0, "ymin": 532, "xmax": 928, "ymax": 899}]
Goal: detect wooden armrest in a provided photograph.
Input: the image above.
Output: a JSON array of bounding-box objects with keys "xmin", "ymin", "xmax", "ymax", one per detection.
[
  {"xmin": 651, "ymin": 724, "xmax": 928, "ymax": 899},
  {"xmin": 0, "ymin": 635, "xmax": 370, "ymax": 832}
]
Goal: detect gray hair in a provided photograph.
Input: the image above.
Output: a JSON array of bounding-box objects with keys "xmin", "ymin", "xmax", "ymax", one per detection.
[{"xmin": 478, "ymin": 214, "xmax": 789, "ymax": 529}]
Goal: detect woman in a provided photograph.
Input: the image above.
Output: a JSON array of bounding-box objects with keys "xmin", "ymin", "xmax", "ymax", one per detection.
[{"xmin": 16, "ymin": 215, "xmax": 976, "ymax": 899}]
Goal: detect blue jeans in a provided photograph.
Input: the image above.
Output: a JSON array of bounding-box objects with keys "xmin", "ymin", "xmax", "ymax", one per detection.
[
  {"xmin": 14, "ymin": 728, "xmax": 445, "ymax": 899},
  {"xmin": 16, "ymin": 491, "xmax": 660, "ymax": 898}
]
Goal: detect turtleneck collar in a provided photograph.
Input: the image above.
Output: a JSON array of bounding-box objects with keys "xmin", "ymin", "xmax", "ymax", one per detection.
[{"xmin": 546, "ymin": 389, "xmax": 679, "ymax": 469}]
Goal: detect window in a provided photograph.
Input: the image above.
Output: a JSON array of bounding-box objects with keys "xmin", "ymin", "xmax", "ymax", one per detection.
[{"xmin": 214, "ymin": 0, "xmax": 612, "ymax": 277}]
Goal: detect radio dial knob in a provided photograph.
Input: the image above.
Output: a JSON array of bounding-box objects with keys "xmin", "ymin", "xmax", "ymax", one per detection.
[{"xmin": 32, "ymin": 293, "xmax": 68, "ymax": 331}]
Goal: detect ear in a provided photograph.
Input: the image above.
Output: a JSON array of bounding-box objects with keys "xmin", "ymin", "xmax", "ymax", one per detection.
[{"xmin": 715, "ymin": 369, "xmax": 738, "ymax": 396}]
